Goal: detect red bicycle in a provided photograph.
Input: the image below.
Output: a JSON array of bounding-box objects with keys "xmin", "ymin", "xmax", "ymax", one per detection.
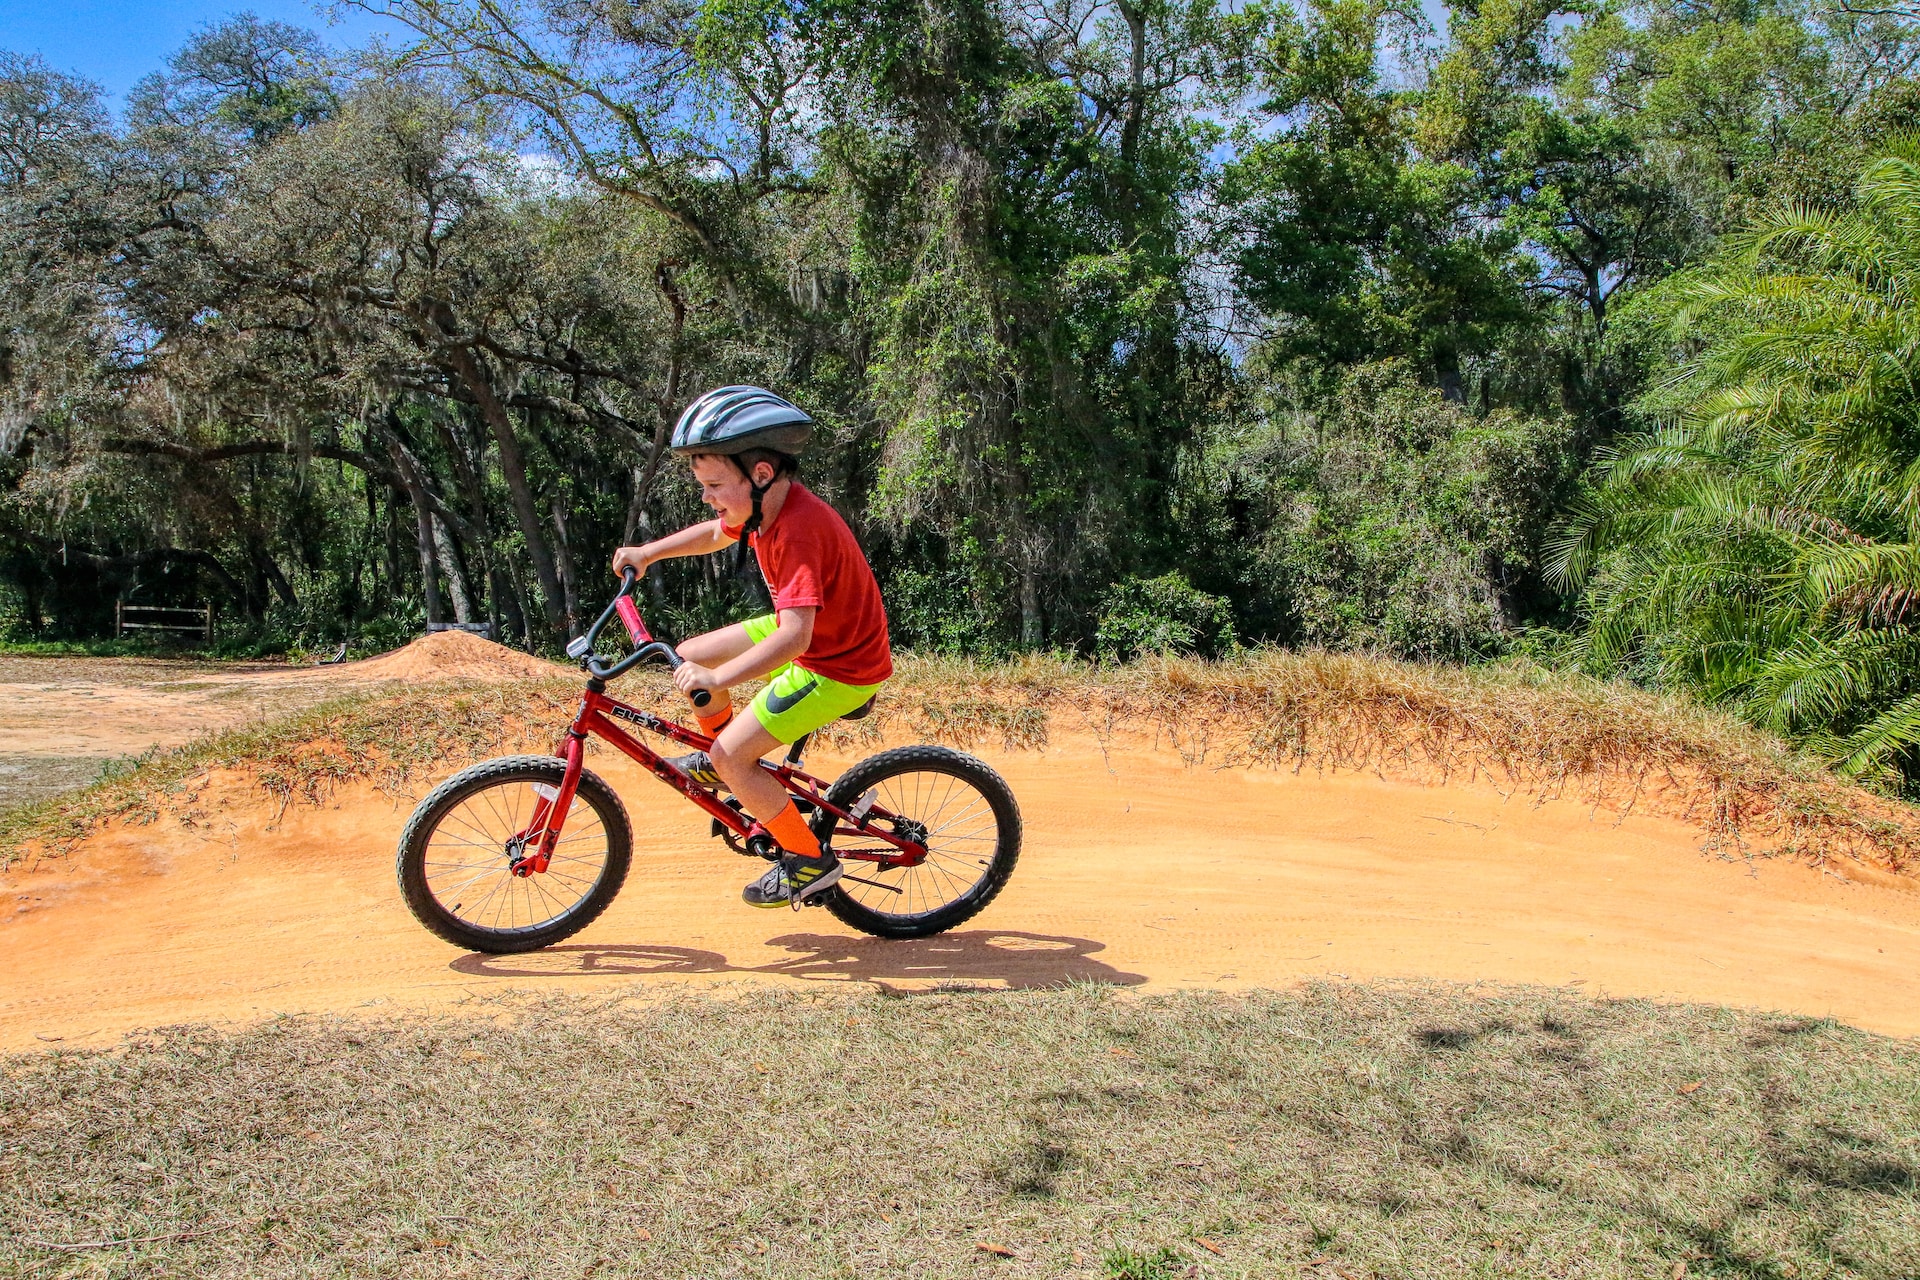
[{"xmin": 395, "ymin": 570, "xmax": 1022, "ymax": 954}]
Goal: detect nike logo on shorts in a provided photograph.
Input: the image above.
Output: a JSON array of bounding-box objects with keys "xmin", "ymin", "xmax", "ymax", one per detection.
[{"xmin": 764, "ymin": 679, "xmax": 818, "ymax": 715}]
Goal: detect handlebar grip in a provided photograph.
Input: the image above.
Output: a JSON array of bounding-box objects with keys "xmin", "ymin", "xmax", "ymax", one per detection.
[
  {"xmin": 614, "ymin": 595, "xmax": 648, "ymax": 644},
  {"xmin": 658, "ymin": 646, "xmax": 712, "ymax": 707},
  {"xmin": 586, "ymin": 570, "xmax": 705, "ymax": 702}
]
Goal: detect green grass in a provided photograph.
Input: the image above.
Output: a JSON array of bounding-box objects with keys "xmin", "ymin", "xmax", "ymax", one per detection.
[
  {"xmin": 0, "ymin": 634, "xmax": 415, "ymax": 663},
  {"xmin": 0, "ymin": 636, "xmax": 221, "ymax": 659},
  {"xmin": 3, "ymin": 983, "xmax": 1916, "ymax": 1278}
]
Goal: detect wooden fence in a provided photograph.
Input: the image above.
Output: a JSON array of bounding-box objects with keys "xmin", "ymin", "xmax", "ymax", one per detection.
[{"xmin": 115, "ymin": 603, "xmax": 213, "ymax": 644}]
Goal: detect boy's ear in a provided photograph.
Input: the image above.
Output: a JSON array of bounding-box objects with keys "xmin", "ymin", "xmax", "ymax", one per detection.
[{"xmin": 751, "ymin": 459, "xmax": 777, "ymax": 488}]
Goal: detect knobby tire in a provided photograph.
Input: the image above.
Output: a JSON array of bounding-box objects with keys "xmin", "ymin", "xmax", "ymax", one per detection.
[
  {"xmin": 396, "ymin": 755, "xmax": 632, "ymax": 954},
  {"xmin": 816, "ymin": 745, "xmax": 1022, "ymax": 939}
]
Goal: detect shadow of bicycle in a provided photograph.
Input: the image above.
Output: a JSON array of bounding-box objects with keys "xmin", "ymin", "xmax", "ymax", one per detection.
[{"xmin": 449, "ymin": 929, "xmax": 1147, "ymax": 992}]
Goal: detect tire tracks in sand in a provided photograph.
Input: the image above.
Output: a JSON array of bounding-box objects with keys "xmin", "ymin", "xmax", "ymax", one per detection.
[{"xmin": 5, "ymin": 729, "xmax": 1919, "ymax": 1049}]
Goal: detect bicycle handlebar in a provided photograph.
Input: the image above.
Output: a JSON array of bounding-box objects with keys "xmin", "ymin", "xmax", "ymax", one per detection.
[{"xmin": 572, "ymin": 568, "xmax": 711, "ymax": 706}]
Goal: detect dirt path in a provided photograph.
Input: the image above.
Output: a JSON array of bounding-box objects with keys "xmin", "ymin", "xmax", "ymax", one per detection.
[
  {"xmin": 0, "ymin": 654, "xmax": 296, "ymax": 806},
  {"xmin": 0, "ymin": 638, "xmax": 567, "ymax": 808},
  {"xmin": 5, "ymin": 715, "xmax": 1918, "ymax": 1049}
]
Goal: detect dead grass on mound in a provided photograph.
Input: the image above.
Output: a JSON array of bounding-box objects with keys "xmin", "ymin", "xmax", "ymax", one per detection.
[
  {"xmin": 3, "ymin": 983, "xmax": 1916, "ymax": 1279},
  {"xmin": 850, "ymin": 652, "xmax": 1920, "ymax": 875},
  {"xmin": 7, "ymin": 649, "xmax": 1918, "ymax": 876}
]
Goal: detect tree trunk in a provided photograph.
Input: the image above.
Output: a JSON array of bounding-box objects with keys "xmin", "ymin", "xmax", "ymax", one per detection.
[
  {"xmin": 436, "ymin": 413, "xmax": 494, "ymax": 629},
  {"xmin": 491, "ymin": 563, "xmax": 524, "ymax": 645},
  {"xmin": 550, "ymin": 491, "xmax": 580, "ymax": 632},
  {"xmin": 1118, "ymin": 1, "xmax": 1148, "ymax": 170},
  {"xmin": 240, "ymin": 542, "xmax": 296, "ymax": 612},
  {"xmin": 412, "ymin": 503, "xmax": 445, "ymax": 625},
  {"xmin": 1019, "ymin": 563, "xmax": 1042, "ymax": 650},
  {"xmin": 383, "ymin": 486, "xmax": 404, "ymax": 603},
  {"xmin": 1435, "ymin": 345, "xmax": 1465, "ymax": 404},
  {"xmin": 439, "ymin": 342, "xmax": 570, "ymax": 644},
  {"xmin": 627, "ymin": 500, "xmax": 668, "ymax": 606},
  {"xmin": 345, "ymin": 478, "xmax": 375, "ymax": 625},
  {"xmin": 622, "ymin": 466, "xmax": 649, "ymax": 545},
  {"xmin": 385, "ymin": 435, "xmax": 445, "ymax": 626},
  {"xmin": 503, "ymin": 554, "xmax": 537, "ymax": 650},
  {"xmin": 1116, "ymin": 0, "xmax": 1149, "ymax": 236},
  {"xmin": 263, "ymin": 549, "xmax": 297, "ymax": 607},
  {"xmin": 433, "ymin": 516, "xmax": 474, "ymax": 623}
]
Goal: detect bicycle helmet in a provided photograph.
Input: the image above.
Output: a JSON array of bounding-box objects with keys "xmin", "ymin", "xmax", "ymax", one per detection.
[
  {"xmin": 670, "ymin": 385, "xmax": 813, "ymax": 458},
  {"xmin": 672, "ymin": 385, "xmax": 814, "ymax": 577}
]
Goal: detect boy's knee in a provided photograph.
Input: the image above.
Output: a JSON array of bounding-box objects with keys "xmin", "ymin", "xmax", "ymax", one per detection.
[{"xmin": 707, "ymin": 735, "xmax": 750, "ymax": 777}]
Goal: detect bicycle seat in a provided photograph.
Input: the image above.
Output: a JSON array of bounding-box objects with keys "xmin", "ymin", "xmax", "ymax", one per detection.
[{"xmin": 841, "ymin": 695, "xmax": 877, "ymax": 722}]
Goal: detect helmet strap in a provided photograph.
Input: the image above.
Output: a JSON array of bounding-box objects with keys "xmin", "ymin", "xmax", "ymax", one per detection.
[{"xmin": 732, "ymin": 468, "xmax": 776, "ymax": 580}]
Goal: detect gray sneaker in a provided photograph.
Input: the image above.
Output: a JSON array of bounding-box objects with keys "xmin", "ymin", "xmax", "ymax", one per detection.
[
  {"xmin": 743, "ymin": 852, "xmax": 843, "ymax": 910},
  {"xmin": 665, "ymin": 751, "xmax": 726, "ymax": 788}
]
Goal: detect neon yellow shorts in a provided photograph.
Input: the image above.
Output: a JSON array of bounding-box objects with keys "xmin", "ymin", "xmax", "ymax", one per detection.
[{"xmin": 739, "ymin": 614, "xmax": 883, "ymax": 744}]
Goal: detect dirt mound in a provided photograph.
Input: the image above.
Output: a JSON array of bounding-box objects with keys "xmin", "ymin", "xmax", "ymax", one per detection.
[{"xmin": 342, "ymin": 630, "xmax": 568, "ymax": 684}]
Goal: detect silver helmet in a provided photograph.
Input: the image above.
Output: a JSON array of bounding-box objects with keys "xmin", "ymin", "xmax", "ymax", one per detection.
[{"xmin": 670, "ymin": 386, "xmax": 813, "ymax": 458}]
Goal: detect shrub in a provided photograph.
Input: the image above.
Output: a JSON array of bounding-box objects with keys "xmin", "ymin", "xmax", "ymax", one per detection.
[
  {"xmin": 1095, "ymin": 571, "xmax": 1236, "ymax": 661},
  {"xmin": 1190, "ymin": 361, "xmax": 1572, "ymax": 659}
]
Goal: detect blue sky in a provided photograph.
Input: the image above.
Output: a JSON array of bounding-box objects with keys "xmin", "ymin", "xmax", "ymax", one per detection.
[{"xmin": 0, "ymin": 1, "xmax": 409, "ymax": 104}]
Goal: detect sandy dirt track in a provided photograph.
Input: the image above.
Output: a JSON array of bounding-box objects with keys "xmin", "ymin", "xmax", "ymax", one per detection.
[
  {"xmin": 5, "ymin": 636, "xmax": 1920, "ymax": 1047},
  {"xmin": 5, "ymin": 663, "xmax": 1919, "ymax": 1047}
]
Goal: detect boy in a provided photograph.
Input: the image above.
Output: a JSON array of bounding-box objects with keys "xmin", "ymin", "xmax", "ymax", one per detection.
[{"xmin": 610, "ymin": 385, "xmax": 892, "ymax": 908}]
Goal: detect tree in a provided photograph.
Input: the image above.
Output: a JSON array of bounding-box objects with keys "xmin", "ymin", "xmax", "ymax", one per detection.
[
  {"xmin": 1219, "ymin": 0, "xmax": 1533, "ymax": 394},
  {"xmin": 1552, "ymin": 145, "xmax": 1920, "ymax": 789},
  {"xmin": 1186, "ymin": 360, "xmax": 1571, "ymax": 656},
  {"xmin": 129, "ymin": 13, "xmax": 338, "ymax": 147},
  {"xmin": 825, "ymin": 0, "xmax": 1241, "ymax": 646}
]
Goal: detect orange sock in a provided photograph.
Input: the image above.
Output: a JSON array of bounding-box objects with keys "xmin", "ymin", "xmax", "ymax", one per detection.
[
  {"xmin": 763, "ymin": 800, "xmax": 823, "ymax": 860},
  {"xmin": 696, "ymin": 704, "xmax": 735, "ymax": 736}
]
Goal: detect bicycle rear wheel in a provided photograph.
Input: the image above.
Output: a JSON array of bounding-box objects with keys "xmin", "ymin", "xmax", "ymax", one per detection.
[
  {"xmin": 819, "ymin": 745, "xmax": 1021, "ymax": 939},
  {"xmin": 397, "ymin": 755, "xmax": 632, "ymax": 954}
]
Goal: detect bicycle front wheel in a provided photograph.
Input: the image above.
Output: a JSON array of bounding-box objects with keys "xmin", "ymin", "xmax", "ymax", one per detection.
[
  {"xmin": 396, "ymin": 755, "xmax": 632, "ymax": 954},
  {"xmin": 819, "ymin": 745, "xmax": 1021, "ymax": 939}
]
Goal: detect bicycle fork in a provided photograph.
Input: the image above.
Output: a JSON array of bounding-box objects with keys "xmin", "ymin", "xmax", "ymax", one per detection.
[{"xmin": 509, "ymin": 732, "xmax": 586, "ymax": 877}]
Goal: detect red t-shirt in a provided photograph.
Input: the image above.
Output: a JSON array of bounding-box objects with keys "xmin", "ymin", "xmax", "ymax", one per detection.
[{"xmin": 723, "ymin": 482, "xmax": 893, "ymax": 686}]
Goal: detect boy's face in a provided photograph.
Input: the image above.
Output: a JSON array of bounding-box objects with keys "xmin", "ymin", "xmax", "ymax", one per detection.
[{"xmin": 689, "ymin": 455, "xmax": 773, "ymax": 526}]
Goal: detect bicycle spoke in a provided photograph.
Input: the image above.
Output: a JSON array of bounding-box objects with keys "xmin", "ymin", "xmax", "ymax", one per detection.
[
  {"xmin": 422, "ymin": 780, "xmax": 612, "ymax": 936},
  {"xmin": 833, "ymin": 766, "xmax": 1004, "ymax": 920}
]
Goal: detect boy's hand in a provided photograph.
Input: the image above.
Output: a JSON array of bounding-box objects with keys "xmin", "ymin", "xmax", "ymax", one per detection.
[
  {"xmin": 673, "ymin": 660, "xmax": 720, "ymax": 701},
  {"xmin": 611, "ymin": 546, "xmax": 650, "ymax": 578}
]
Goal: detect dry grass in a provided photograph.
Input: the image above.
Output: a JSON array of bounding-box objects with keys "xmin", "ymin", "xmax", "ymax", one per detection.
[
  {"xmin": 7, "ymin": 649, "xmax": 1920, "ymax": 875},
  {"xmin": 862, "ymin": 652, "xmax": 1920, "ymax": 874},
  {"xmin": 3, "ymin": 983, "xmax": 1916, "ymax": 1278}
]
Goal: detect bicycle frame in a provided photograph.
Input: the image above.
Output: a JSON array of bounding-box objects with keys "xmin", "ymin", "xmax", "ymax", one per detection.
[{"xmin": 502, "ymin": 573, "xmax": 927, "ymax": 882}]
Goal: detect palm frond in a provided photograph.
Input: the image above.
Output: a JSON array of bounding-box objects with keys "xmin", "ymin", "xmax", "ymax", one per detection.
[{"xmin": 1559, "ymin": 145, "xmax": 1920, "ymax": 791}]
